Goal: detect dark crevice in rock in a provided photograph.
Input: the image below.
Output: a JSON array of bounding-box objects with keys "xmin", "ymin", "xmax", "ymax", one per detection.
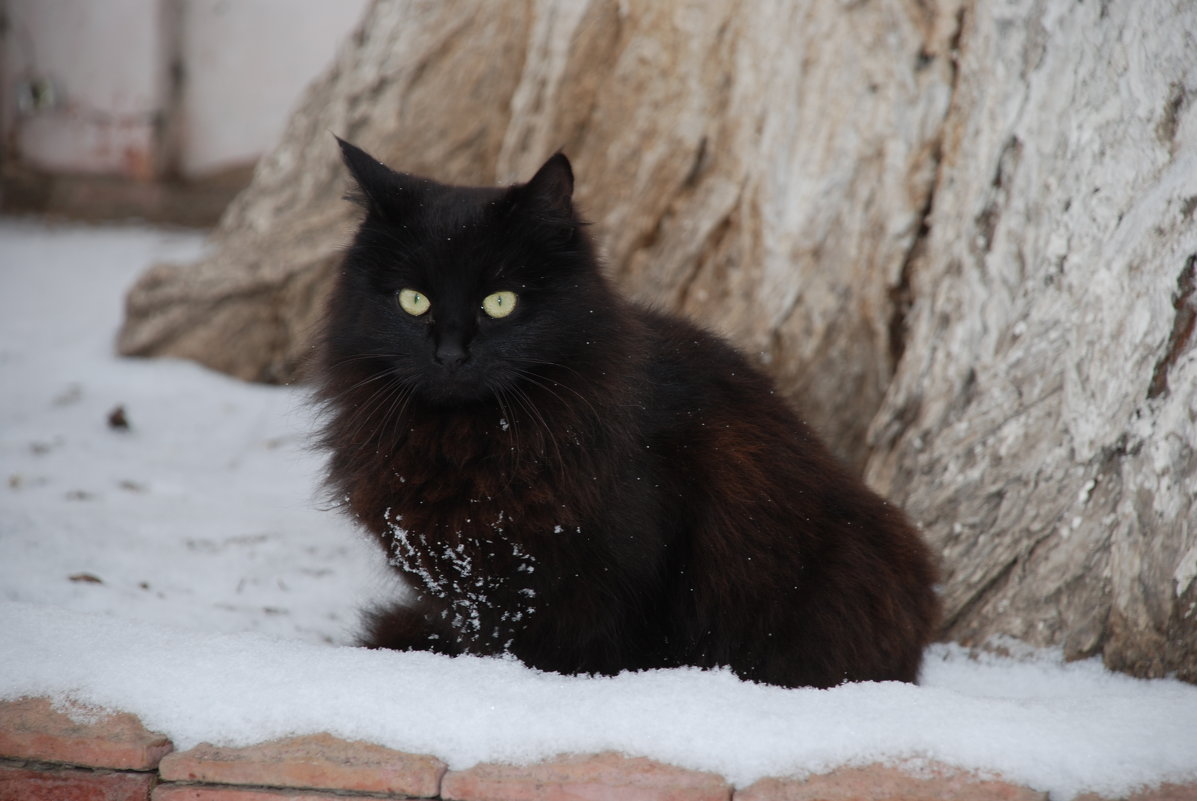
[
  {"xmin": 887, "ymin": 160, "xmax": 933, "ymax": 369},
  {"xmin": 887, "ymin": 7, "xmax": 966, "ymax": 370},
  {"xmin": 1147, "ymin": 253, "xmax": 1197, "ymax": 400},
  {"xmin": 973, "ymin": 135, "xmax": 1023, "ymax": 256},
  {"xmin": 1156, "ymin": 81, "xmax": 1188, "ymax": 146}
]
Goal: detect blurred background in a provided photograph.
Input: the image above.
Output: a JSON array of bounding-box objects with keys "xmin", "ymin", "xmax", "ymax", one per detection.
[{"xmin": 0, "ymin": 0, "xmax": 368, "ymax": 225}]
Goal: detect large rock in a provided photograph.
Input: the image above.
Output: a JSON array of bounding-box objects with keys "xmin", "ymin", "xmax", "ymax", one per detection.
[
  {"xmin": 116, "ymin": 0, "xmax": 1197, "ymax": 681},
  {"xmin": 866, "ymin": 0, "xmax": 1197, "ymax": 679}
]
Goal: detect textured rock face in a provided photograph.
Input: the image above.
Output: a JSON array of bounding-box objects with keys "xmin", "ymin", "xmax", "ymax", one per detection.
[
  {"xmin": 865, "ymin": 0, "xmax": 1197, "ymax": 680},
  {"xmin": 116, "ymin": 0, "xmax": 1197, "ymax": 680}
]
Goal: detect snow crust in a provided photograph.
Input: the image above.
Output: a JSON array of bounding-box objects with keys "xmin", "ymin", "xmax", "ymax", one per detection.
[{"xmin": 1, "ymin": 219, "xmax": 1195, "ymax": 800}]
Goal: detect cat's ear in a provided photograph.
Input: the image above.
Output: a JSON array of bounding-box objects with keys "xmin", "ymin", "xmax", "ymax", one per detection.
[
  {"xmin": 335, "ymin": 136, "xmax": 424, "ymax": 217},
  {"xmin": 336, "ymin": 137, "xmax": 390, "ymax": 207},
  {"xmin": 509, "ymin": 152, "xmax": 575, "ymax": 221}
]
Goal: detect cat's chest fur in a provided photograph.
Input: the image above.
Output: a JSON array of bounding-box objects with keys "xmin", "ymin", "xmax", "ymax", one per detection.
[
  {"xmin": 346, "ymin": 404, "xmax": 604, "ymax": 534},
  {"xmin": 342, "ymin": 404, "xmax": 633, "ymax": 652}
]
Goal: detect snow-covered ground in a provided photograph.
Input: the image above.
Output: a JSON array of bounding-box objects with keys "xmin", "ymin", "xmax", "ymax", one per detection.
[{"xmin": 1, "ymin": 218, "xmax": 1195, "ymax": 800}]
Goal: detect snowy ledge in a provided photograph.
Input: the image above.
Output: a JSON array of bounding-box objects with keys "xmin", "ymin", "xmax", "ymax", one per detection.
[
  {"xmin": 4, "ymin": 603, "xmax": 1197, "ymax": 801},
  {"xmin": 2, "ymin": 687, "xmax": 1196, "ymax": 801}
]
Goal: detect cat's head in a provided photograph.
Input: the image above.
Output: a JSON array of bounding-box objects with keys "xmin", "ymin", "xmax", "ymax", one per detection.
[{"xmin": 324, "ymin": 138, "xmax": 611, "ymax": 409}]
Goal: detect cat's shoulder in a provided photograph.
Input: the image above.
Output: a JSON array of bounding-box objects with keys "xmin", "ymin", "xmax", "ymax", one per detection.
[
  {"xmin": 626, "ymin": 303, "xmax": 774, "ymax": 410},
  {"xmin": 632, "ymin": 305, "xmax": 760, "ymax": 377}
]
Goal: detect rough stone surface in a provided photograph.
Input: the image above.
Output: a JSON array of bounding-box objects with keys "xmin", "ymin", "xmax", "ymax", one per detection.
[
  {"xmin": 441, "ymin": 751, "xmax": 730, "ymax": 801},
  {"xmin": 0, "ymin": 697, "xmax": 173, "ymax": 771},
  {"xmin": 737, "ymin": 763, "xmax": 1047, "ymax": 801},
  {"xmin": 115, "ymin": 0, "xmax": 1197, "ymax": 680},
  {"xmin": 863, "ymin": 0, "xmax": 1197, "ymax": 680},
  {"xmin": 158, "ymin": 734, "xmax": 444, "ymax": 798},
  {"xmin": 0, "ymin": 763, "xmax": 155, "ymax": 801}
]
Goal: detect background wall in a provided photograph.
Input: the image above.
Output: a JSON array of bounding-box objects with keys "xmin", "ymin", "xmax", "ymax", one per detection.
[{"xmin": 0, "ymin": 0, "xmax": 369, "ymax": 184}]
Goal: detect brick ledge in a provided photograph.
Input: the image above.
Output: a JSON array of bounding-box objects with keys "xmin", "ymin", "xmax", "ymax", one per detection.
[{"xmin": 2, "ymin": 697, "xmax": 1192, "ymax": 801}]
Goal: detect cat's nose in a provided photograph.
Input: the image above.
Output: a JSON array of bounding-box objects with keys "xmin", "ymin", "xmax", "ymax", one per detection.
[{"xmin": 434, "ymin": 341, "xmax": 469, "ymax": 369}]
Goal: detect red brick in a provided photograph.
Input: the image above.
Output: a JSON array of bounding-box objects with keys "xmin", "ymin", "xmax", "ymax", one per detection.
[
  {"xmin": 152, "ymin": 786, "xmax": 362, "ymax": 801},
  {"xmin": 0, "ymin": 697, "xmax": 173, "ymax": 771},
  {"xmin": 158, "ymin": 733, "xmax": 445, "ymax": 798},
  {"xmin": 735, "ymin": 763, "xmax": 1047, "ymax": 801},
  {"xmin": 441, "ymin": 751, "xmax": 731, "ymax": 801},
  {"xmin": 0, "ymin": 763, "xmax": 154, "ymax": 801}
]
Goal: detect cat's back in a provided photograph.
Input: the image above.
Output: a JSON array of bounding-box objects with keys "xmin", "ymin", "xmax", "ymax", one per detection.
[
  {"xmin": 628, "ymin": 304, "xmax": 850, "ymax": 548},
  {"xmin": 631, "ymin": 306, "xmax": 826, "ymax": 468},
  {"xmin": 627, "ymin": 304, "xmax": 939, "ymax": 687}
]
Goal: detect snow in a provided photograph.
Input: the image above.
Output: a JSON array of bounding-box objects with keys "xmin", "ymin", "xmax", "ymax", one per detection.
[
  {"xmin": 2, "ymin": 218, "xmax": 1196, "ymax": 800},
  {"xmin": 0, "ymin": 219, "xmax": 392, "ymax": 644}
]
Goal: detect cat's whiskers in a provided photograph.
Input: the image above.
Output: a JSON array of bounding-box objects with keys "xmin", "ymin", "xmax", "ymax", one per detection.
[
  {"xmin": 320, "ymin": 361, "xmax": 401, "ymax": 408},
  {"xmin": 374, "ymin": 380, "xmax": 416, "ymax": 451},
  {"xmin": 505, "ymin": 380, "xmax": 565, "ymax": 469},
  {"xmin": 339, "ymin": 382, "xmax": 401, "ymax": 446},
  {"xmin": 521, "ymin": 357, "xmax": 589, "ymax": 384},
  {"xmin": 515, "ymin": 361, "xmax": 602, "ymax": 421},
  {"xmin": 317, "ymin": 352, "xmax": 417, "ymax": 406},
  {"xmin": 490, "ymin": 387, "xmax": 525, "ymax": 492},
  {"xmin": 340, "ymin": 372, "xmax": 414, "ymax": 447}
]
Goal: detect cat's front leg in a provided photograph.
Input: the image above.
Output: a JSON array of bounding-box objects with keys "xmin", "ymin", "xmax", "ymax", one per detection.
[{"xmin": 359, "ymin": 600, "xmax": 461, "ymax": 655}]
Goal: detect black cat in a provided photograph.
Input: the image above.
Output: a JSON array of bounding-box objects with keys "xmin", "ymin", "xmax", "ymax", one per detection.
[{"xmin": 315, "ymin": 138, "xmax": 940, "ymax": 688}]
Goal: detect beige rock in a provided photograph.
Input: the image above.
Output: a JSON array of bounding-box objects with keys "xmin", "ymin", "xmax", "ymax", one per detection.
[{"xmin": 864, "ymin": 0, "xmax": 1197, "ymax": 680}]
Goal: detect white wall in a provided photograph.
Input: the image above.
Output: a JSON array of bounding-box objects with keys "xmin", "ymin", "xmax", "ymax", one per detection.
[
  {"xmin": 1, "ymin": 0, "xmax": 173, "ymax": 178},
  {"xmin": 0, "ymin": 0, "xmax": 369, "ymax": 181},
  {"xmin": 178, "ymin": 0, "xmax": 369, "ymax": 177}
]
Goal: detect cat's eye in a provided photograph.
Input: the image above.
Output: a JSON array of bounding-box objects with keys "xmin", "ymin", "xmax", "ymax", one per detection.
[
  {"xmin": 397, "ymin": 289, "xmax": 430, "ymax": 316},
  {"xmin": 482, "ymin": 291, "xmax": 518, "ymax": 319}
]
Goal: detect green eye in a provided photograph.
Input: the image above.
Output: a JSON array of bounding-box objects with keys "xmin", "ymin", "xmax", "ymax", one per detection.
[
  {"xmin": 482, "ymin": 290, "xmax": 518, "ymax": 319},
  {"xmin": 397, "ymin": 289, "xmax": 430, "ymax": 316}
]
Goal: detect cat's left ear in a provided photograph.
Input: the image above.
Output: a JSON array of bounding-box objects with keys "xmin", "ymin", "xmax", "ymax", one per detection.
[{"xmin": 510, "ymin": 152, "xmax": 575, "ymax": 221}]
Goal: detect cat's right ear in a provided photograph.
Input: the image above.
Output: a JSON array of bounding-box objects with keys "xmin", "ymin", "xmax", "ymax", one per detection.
[
  {"xmin": 335, "ymin": 136, "xmax": 423, "ymax": 218},
  {"xmin": 336, "ymin": 137, "xmax": 388, "ymax": 208}
]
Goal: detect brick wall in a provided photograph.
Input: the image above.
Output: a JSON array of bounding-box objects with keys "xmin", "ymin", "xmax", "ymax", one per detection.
[{"xmin": 1, "ymin": 697, "xmax": 1192, "ymax": 801}]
